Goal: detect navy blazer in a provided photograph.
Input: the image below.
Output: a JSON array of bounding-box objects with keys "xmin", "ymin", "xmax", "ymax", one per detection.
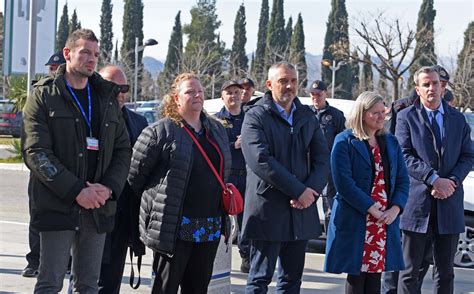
[
  {"xmin": 324, "ymin": 130, "xmax": 409, "ymax": 274},
  {"xmin": 395, "ymin": 99, "xmax": 474, "ymax": 234}
]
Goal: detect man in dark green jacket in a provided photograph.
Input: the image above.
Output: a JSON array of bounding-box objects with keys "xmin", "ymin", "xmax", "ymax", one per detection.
[{"xmin": 21, "ymin": 29, "xmax": 131, "ymax": 293}]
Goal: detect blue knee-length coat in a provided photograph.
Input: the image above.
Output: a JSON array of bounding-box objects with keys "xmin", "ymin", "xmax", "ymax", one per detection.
[{"xmin": 324, "ymin": 129, "xmax": 409, "ymax": 274}]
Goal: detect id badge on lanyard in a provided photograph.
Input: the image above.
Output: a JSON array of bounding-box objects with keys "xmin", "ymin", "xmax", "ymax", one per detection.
[{"xmin": 66, "ymin": 82, "xmax": 100, "ymax": 151}]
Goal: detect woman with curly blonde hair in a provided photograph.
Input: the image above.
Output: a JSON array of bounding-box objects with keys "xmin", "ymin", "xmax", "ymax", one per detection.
[{"xmin": 128, "ymin": 73, "xmax": 232, "ymax": 293}]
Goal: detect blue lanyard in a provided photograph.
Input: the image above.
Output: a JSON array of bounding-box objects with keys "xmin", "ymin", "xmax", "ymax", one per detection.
[{"xmin": 66, "ymin": 81, "xmax": 92, "ymax": 137}]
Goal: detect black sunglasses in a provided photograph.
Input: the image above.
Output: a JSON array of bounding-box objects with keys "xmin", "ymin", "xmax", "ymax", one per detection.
[{"xmin": 119, "ymin": 84, "xmax": 130, "ymax": 93}]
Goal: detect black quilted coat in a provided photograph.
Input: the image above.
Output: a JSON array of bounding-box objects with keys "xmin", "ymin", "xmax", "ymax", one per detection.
[{"xmin": 128, "ymin": 113, "xmax": 231, "ymax": 256}]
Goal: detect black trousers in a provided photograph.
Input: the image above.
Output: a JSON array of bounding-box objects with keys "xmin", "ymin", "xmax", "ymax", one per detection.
[
  {"xmin": 398, "ymin": 228, "xmax": 458, "ymax": 294},
  {"xmin": 346, "ymin": 273, "xmax": 381, "ymax": 294},
  {"xmin": 381, "ymin": 230, "xmax": 432, "ymax": 294},
  {"xmin": 98, "ymin": 219, "xmax": 130, "ymax": 294},
  {"xmin": 26, "ymin": 224, "xmax": 40, "ymax": 268},
  {"xmin": 151, "ymin": 239, "xmax": 219, "ymax": 294}
]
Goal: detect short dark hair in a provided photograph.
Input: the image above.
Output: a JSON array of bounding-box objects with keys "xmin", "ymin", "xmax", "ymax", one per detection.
[{"xmin": 65, "ymin": 29, "xmax": 99, "ymax": 49}]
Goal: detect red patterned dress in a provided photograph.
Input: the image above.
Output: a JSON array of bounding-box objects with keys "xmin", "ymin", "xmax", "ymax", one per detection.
[{"xmin": 361, "ymin": 144, "xmax": 387, "ymax": 273}]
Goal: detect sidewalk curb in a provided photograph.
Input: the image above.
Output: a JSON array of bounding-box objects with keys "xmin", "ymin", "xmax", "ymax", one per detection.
[{"xmin": 0, "ymin": 163, "xmax": 29, "ymax": 171}]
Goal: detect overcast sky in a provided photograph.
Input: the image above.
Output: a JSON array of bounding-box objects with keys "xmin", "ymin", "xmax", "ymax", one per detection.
[{"xmin": 1, "ymin": 0, "xmax": 472, "ymax": 62}]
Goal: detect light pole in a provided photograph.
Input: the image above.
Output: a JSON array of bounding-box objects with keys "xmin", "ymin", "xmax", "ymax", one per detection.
[
  {"xmin": 321, "ymin": 59, "xmax": 345, "ymax": 99},
  {"xmin": 134, "ymin": 37, "xmax": 158, "ymax": 103}
]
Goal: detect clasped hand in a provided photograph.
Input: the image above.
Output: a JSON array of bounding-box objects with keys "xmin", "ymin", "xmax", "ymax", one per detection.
[
  {"xmin": 290, "ymin": 187, "xmax": 318, "ymax": 210},
  {"xmin": 431, "ymin": 178, "xmax": 456, "ymax": 199},
  {"xmin": 75, "ymin": 181, "xmax": 111, "ymax": 209},
  {"xmin": 368, "ymin": 202, "xmax": 400, "ymax": 225}
]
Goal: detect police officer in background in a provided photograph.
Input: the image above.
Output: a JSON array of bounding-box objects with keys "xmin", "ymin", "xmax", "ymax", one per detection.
[
  {"xmin": 239, "ymin": 77, "xmax": 256, "ymax": 104},
  {"xmin": 45, "ymin": 52, "xmax": 66, "ymax": 76},
  {"xmin": 309, "ymin": 80, "xmax": 346, "ymax": 231},
  {"xmin": 214, "ymin": 80, "xmax": 251, "ymax": 273}
]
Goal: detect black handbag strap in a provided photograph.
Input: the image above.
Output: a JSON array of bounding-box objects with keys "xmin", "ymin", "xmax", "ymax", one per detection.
[{"xmin": 128, "ymin": 247, "xmax": 142, "ymax": 289}]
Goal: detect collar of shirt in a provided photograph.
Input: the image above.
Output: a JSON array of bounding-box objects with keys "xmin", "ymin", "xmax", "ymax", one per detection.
[
  {"xmin": 422, "ymin": 102, "xmax": 444, "ymax": 137},
  {"xmin": 274, "ymin": 101, "xmax": 296, "ymax": 125}
]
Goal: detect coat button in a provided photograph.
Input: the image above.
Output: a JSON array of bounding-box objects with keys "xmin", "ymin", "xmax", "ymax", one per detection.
[
  {"xmin": 109, "ymin": 102, "xmax": 113, "ymax": 105},
  {"xmin": 75, "ymin": 227, "xmax": 79, "ymax": 230},
  {"xmin": 75, "ymin": 118, "xmax": 79, "ymax": 123},
  {"xmin": 105, "ymin": 123, "xmax": 109, "ymax": 127},
  {"xmin": 78, "ymin": 153, "xmax": 83, "ymax": 157}
]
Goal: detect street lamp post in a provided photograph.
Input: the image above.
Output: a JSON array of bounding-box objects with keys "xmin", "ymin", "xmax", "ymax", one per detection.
[
  {"xmin": 133, "ymin": 37, "xmax": 158, "ymax": 103},
  {"xmin": 321, "ymin": 59, "xmax": 345, "ymax": 99}
]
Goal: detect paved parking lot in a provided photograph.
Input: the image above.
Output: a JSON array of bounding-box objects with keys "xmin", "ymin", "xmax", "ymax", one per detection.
[{"xmin": 0, "ymin": 167, "xmax": 473, "ymax": 293}]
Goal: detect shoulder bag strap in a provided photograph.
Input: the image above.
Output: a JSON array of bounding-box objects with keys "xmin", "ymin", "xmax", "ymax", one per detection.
[
  {"xmin": 128, "ymin": 247, "xmax": 141, "ymax": 289},
  {"xmin": 182, "ymin": 125, "xmax": 226, "ymax": 191}
]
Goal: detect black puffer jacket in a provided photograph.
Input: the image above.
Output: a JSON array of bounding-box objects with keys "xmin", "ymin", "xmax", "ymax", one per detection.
[{"xmin": 128, "ymin": 113, "xmax": 231, "ymax": 255}]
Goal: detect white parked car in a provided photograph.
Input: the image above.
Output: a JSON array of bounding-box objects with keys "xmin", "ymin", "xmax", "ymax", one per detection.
[{"xmin": 456, "ymin": 112, "xmax": 474, "ymax": 268}]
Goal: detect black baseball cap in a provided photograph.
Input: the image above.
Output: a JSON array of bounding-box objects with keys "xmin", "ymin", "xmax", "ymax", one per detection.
[
  {"xmin": 45, "ymin": 52, "xmax": 66, "ymax": 66},
  {"xmin": 310, "ymin": 80, "xmax": 327, "ymax": 92},
  {"xmin": 221, "ymin": 80, "xmax": 243, "ymax": 91},
  {"xmin": 239, "ymin": 78, "xmax": 255, "ymax": 88}
]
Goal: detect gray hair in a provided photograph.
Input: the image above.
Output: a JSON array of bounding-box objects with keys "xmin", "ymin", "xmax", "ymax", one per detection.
[
  {"xmin": 413, "ymin": 66, "xmax": 439, "ymax": 86},
  {"xmin": 347, "ymin": 91, "xmax": 386, "ymax": 140},
  {"xmin": 267, "ymin": 62, "xmax": 297, "ymax": 81}
]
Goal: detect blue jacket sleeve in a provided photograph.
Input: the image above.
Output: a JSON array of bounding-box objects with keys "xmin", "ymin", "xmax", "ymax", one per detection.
[{"xmin": 331, "ymin": 135, "xmax": 375, "ymax": 215}]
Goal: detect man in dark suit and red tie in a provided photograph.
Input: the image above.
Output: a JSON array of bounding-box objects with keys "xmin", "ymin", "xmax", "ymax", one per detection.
[{"xmin": 395, "ymin": 66, "xmax": 474, "ymax": 293}]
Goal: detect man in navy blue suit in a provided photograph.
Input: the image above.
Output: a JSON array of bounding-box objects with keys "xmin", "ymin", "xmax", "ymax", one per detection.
[
  {"xmin": 98, "ymin": 65, "xmax": 148, "ymax": 293},
  {"xmin": 395, "ymin": 66, "xmax": 474, "ymax": 293}
]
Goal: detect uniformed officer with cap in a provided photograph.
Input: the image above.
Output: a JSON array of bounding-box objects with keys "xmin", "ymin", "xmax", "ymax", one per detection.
[
  {"xmin": 239, "ymin": 77, "xmax": 256, "ymax": 104},
  {"xmin": 45, "ymin": 51, "xmax": 66, "ymax": 76},
  {"xmin": 309, "ymin": 80, "xmax": 346, "ymax": 231}
]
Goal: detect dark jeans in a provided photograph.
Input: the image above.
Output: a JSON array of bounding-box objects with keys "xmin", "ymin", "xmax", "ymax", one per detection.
[
  {"xmin": 151, "ymin": 239, "xmax": 219, "ymax": 294},
  {"xmin": 398, "ymin": 228, "xmax": 458, "ymax": 294},
  {"xmin": 245, "ymin": 240, "xmax": 307, "ymax": 294},
  {"xmin": 346, "ymin": 273, "xmax": 381, "ymax": 294}
]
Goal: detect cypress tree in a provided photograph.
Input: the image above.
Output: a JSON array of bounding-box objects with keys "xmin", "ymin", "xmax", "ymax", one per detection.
[
  {"xmin": 158, "ymin": 11, "xmax": 183, "ymax": 93},
  {"xmin": 322, "ymin": 0, "xmax": 352, "ymax": 99},
  {"xmin": 121, "ymin": 0, "xmax": 144, "ymax": 94},
  {"xmin": 69, "ymin": 9, "xmax": 82, "ymax": 35},
  {"xmin": 409, "ymin": 0, "xmax": 437, "ymax": 84},
  {"xmin": 266, "ymin": 0, "xmax": 286, "ymax": 66},
  {"xmin": 113, "ymin": 40, "xmax": 119, "ymax": 65},
  {"xmin": 285, "ymin": 16, "xmax": 293, "ymax": 59},
  {"xmin": 289, "ymin": 13, "xmax": 307, "ymax": 93},
  {"xmin": 99, "ymin": 0, "xmax": 114, "ymax": 65},
  {"xmin": 252, "ymin": 0, "xmax": 269, "ymax": 87},
  {"xmin": 56, "ymin": 4, "xmax": 69, "ymax": 51},
  {"xmin": 361, "ymin": 47, "xmax": 373, "ymax": 91},
  {"xmin": 230, "ymin": 4, "xmax": 248, "ymax": 78},
  {"xmin": 378, "ymin": 63, "xmax": 388, "ymax": 98},
  {"xmin": 182, "ymin": 0, "xmax": 223, "ymax": 98},
  {"xmin": 350, "ymin": 49, "xmax": 360, "ymax": 98}
]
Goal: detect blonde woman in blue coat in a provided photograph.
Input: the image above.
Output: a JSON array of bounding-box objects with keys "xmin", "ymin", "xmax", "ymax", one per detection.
[{"xmin": 324, "ymin": 92, "xmax": 409, "ymax": 294}]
